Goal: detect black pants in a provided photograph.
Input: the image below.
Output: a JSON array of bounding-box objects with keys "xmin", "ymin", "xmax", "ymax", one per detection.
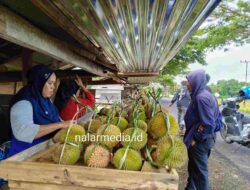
[{"xmin": 185, "ymin": 137, "xmax": 215, "ymax": 190}]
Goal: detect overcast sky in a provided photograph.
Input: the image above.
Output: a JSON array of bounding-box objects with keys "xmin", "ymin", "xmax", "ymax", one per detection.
[{"xmin": 175, "ymin": 44, "xmax": 250, "ymax": 85}]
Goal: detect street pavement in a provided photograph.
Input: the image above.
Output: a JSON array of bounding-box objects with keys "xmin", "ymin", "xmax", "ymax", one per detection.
[{"xmin": 160, "ymin": 97, "xmax": 250, "ymax": 181}]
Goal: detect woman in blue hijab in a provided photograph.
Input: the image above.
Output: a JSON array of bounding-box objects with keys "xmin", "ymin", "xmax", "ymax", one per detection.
[{"xmin": 8, "ymin": 65, "xmax": 70, "ymax": 156}]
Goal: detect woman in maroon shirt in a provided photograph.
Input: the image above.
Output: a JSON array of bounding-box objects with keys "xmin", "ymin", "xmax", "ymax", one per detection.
[{"xmin": 54, "ymin": 76, "xmax": 95, "ymax": 121}]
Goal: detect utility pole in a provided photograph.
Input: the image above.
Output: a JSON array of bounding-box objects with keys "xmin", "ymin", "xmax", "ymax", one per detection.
[
  {"xmin": 240, "ymin": 60, "xmax": 250, "ymax": 107},
  {"xmin": 240, "ymin": 60, "xmax": 250, "ymax": 86}
]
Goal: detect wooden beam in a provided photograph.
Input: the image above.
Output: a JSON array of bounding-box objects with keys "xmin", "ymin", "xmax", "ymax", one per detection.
[
  {"xmin": 0, "ymin": 70, "xmax": 96, "ymax": 82},
  {"xmin": 0, "ymin": 6, "xmax": 107, "ymax": 77},
  {"xmin": 0, "ymin": 55, "xmax": 22, "ymax": 66},
  {"xmin": 0, "ymin": 52, "xmax": 9, "ymax": 59},
  {"xmin": 118, "ymin": 72, "xmax": 159, "ymax": 77},
  {"xmin": 0, "ymin": 41, "xmax": 9, "ymax": 48},
  {"xmin": 55, "ymin": 70, "xmax": 96, "ymax": 78},
  {"xmin": 0, "ymin": 71, "xmax": 22, "ymax": 82}
]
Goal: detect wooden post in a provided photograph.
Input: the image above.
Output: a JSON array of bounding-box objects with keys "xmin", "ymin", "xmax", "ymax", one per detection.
[{"xmin": 22, "ymin": 48, "xmax": 33, "ymax": 85}]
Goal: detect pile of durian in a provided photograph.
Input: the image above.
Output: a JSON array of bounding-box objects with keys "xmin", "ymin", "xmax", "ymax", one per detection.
[{"xmin": 52, "ymin": 88, "xmax": 187, "ymax": 172}]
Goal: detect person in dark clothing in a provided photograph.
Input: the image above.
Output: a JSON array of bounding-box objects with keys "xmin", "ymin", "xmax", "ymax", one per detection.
[
  {"xmin": 205, "ymin": 73, "xmax": 212, "ymax": 93},
  {"xmin": 170, "ymin": 81, "xmax": 191, "ymax": 133},
  {"xmin": 184, "ymin": 70, "xmax": 220, "ymax": 190}
]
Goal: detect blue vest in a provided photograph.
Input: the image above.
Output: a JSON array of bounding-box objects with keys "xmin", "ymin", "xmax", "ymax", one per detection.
[{"xmin": 8, "ymin": 86, "xmax": 60, "ymax": 156}]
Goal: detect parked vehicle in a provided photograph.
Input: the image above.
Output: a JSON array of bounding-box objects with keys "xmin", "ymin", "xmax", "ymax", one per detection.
[{"xmin": 220, "ymin": 86, "xmax": 250, "ymax": 148}]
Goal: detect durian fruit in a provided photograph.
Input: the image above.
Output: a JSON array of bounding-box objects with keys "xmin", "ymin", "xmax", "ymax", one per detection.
[
  {"xmin": 81, "ymin": 133, "xmax": 97, "ymax": 151},
  {"xmin": 147, "ymin": 137, "xmax": 158, "ymax": 149},
  {"xmin": 84, "ymin": 119, "xmax": 103, "ymax": 134},
  {"xmin": 53, "ymin": 124, "xmax": 85, "ymax": 145},
  {"xmin": 111, "ymin": 117, "xmax": 128, "ymax": 132},
  {"xmin": 78, "ymin": 121, "xmax": 87, "ymax": 128},
  {"xmin": 126, "ymin": 108, "xmax": 133, "ymax": 123},
  {"xmin": 144, "ymin": 102, "xmax": 153, "ymax": 119},
  {"xmin": 113, "ymin": 148, "xmax": 142, "ymax": 171},
  {"xmin": 96, "ymin": 124, "xmax": 121, "ymax": 149},
  {"xmin": 138, "ymin": 109, "xmax": 146, "ymax": 121},
  {"xmin": 84, "ymin": 144, "xmax": 110, "ymax": 168},
  {"xmin": 168, "ymin": 114, "xmax": 179, "ymax": 136},
  {"xmin": 128, "ymin": 120, "xmax": 148, "ymax": 132},
  {"xmin": 148, "ymin": 112, "xmax": 178, "ymax": 139},
  {"xmin": 120, "ymin": 110, "xmax": 128, "ymax": 119},
  {"xmin": 141, "ymin": 161, "xmax": 158, "ymax": 172},
  {"xmin": 52, "ymin": 144, "xmax": 80, "ymax": 165},
  {"xmin": 154, "ymin": 135, "xmax": 187, "ymax": 169},
  {"xmin": 141, "ymin": 96, "xmax": 149, "ymax": 106},
  {"xmin": 96, "ymin": 116, "xmax": 107, "ymax": 124},
  {"xmin": 99, "ymin": 107, "xmax": 110, "ymax": 116},
  {"xmin": 121, "ymin": 127, "xmax": 147, "ymax": 150}
]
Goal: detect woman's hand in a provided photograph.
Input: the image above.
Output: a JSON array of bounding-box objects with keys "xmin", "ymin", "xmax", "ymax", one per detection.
[
  {"xmin": 58, "ymin": 121, "xmax": 72, "ymax": 129},
  {"xmin": 191, "ymin": 140, "xmax": 196, "ymax": 146},
  {"xmin": 35, "ymin": 121, "xmax": 74, "ymax": 139},
  {"xmin": 75, "ymin": 75, "xmax": 88, "ymax": 93},
  {"xmin": 75, "ymin": 75, "xmax": 85, "ymax": 89}
]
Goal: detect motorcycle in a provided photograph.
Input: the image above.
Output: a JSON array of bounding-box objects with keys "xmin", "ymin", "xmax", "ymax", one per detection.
[{"xmin": 220, "ymin": 91, "xmax": 250, "ymax": 148}]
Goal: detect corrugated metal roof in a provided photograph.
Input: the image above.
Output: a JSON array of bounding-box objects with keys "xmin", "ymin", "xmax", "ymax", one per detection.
[
  {"xmin": 44, "ymin": 0, "xmax": 220, "ymax": 73},
  {"xmin": 0, "ymin": 0, "xmax": 221, "ymax": 81}
]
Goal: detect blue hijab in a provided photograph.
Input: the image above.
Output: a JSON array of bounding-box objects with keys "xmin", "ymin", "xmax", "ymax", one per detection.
[{"xmin": 8, "ymin": 65, "xmax": 61, "ymax": 156}]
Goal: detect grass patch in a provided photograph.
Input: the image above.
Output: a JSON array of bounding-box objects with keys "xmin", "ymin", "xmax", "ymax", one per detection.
[
  {"xmin": 217, "ymin": 99, "xmax": 250, "ymax": 114},
  {"xmin": 239, "ymin": 100, "xmax": 250, "ymax": 114}
]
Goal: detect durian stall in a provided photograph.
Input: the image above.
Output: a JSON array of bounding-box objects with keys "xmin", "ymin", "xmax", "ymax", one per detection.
[{"xmin": 0, "ymin": 0, "xmax": 221, "ymax": 189}]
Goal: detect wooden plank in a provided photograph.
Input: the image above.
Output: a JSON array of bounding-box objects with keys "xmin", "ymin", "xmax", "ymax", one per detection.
[
  {"xmin": 6, "ymin": 140, "xmax": 53, "ymax": 161},
  {"xmin": 0, "ymin": 6, "xmax": 107, "ymax": 77},
  {"xmin": 0, "ymin": 161, "xmax": 178, "ymax": 189},
  {"xmin": 25, "ymin": 142, "xmax": 60, "ymax": 162},
  {"xmin": 9, "ymin": 181, "xmax": 104, "ymax": 190}
]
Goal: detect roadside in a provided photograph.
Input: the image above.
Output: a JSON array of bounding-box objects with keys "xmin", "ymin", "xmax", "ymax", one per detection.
[
  {"xmin": 160, "ymin": 97, "xmax": 250, "ymax": 190},
  {"xmin": 178, "ymin": 149, "xmax": 250, "ymax": 190}
]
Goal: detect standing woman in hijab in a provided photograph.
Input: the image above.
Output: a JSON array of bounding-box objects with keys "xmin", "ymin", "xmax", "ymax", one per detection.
[{"xmin": 8, "ymin": 65, "xmax": 70, "ymax": 156}]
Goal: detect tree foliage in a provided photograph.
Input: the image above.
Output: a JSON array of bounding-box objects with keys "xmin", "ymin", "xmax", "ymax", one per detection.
[
  {"xmin": 157, "ymin": 0, "xmax": 250, "ymax": 85},
  {"xmin": 210, "ymin": 79, "xmax": 245, "ymax": 98}
]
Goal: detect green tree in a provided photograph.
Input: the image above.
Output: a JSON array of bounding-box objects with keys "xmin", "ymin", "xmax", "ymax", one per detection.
[
  {"xmin": 157, "ymin": 0, "xmax": 250, "ymax": 85},
  {"xmin": 210, "ymin": 79, "xmax": 243, "ymax": 98}
]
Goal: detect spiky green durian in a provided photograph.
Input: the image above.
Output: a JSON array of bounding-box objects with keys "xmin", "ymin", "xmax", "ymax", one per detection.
[
  {"xmin": 128, "ymin": 120, "xmax": 148, "ymax": 132},
  {"xmin": 121, "ymin": 128, "xmax": 147, "ymax": 150},
  {"xmin": 113, "ymin": 148, "xmax": 142, "ymax": 171},
  {"xmin": 52, "ymin": 144, "xmax": 80, "ymax": 165},
  {"xmin": 111, "ymin": 117, "xmax": 128, "ymax": 132},
  {"xmin": 84, "ymin": 119, "xmax": 103, "ymax": 134},
  {"xmin": 154, "ymin": 135, "xmax": 187, "ymax": 169},
  {"xmin": 144, "ymin": 102, "xmax": 153, "ymax": 119},
  {"xmin": 138, "ymin": 110, "xmax": 146, "ymax": 121},
  {"xmin": 53, "ymin": 124, "xmax": 85, "ymax": 144},
  {"xmin": 96, "ymin": 124, "xmax": 121, "ymax": 149},
  {"xmin": 168, "ymin": 114, "xmax": 179, "ymax": 135},
  {"xmin": 84, "ymin": 144, "xmax": 110, "ymax": 168},
  {"xmin": 148, "ymin": 112, "xmax": 178, "ymax": 139}
]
